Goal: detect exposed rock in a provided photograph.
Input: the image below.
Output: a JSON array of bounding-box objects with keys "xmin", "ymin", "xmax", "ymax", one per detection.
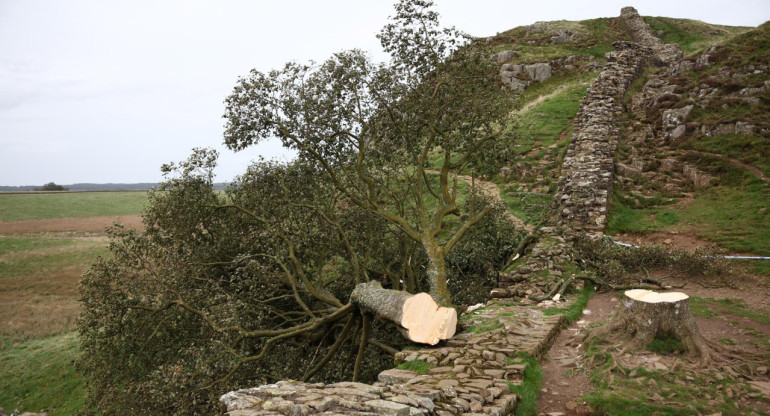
[
  {"xmin": 662, "ymin": 105, "xmax": 693, "ymax": 129},
  {"xmin": 494, "ymin": 50, "xmax": 518, "ymax": 63},
  {"xmin": 379, "ymin": 369, "xmax": 418, "ymax": 385},
  {"xmin": 683, "ymin": 163, "xmax": 714, "ymax": 188},
  {"xmin": 550, "ymin": 29, "xmax": 576, "ymax": 44},
  {"xmin": 500, "ymin": 62, "xmax": 552, "ymax": 92}
]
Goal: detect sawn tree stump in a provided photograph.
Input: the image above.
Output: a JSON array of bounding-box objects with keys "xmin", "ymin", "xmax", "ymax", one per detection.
[
  {"xmin": 350, "ymin": 281, "xmax": 457, "ymax": 345},
  {"xmin": 588, "ymin": 289, "xmax": 711, "ymax": 364}
]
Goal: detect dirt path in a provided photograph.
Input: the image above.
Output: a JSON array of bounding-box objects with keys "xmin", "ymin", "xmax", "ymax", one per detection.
[
  {"xmin": 517, "ymin": 83, "xmax": 576, "ymax": 114},
  {"xmin": 537, "ymin": 292, "xmax": 616, "ymax": 415},
  {"xmin": 686, "ymin": 149, "xmax": 770, "ymax": 183},
  {"xmin": 447, "ymin": 172, "xmax": 534, "ymax": 232},
  {"xmin": 0, "ymin": 215, "xmax": 144, "ymax": 234}
]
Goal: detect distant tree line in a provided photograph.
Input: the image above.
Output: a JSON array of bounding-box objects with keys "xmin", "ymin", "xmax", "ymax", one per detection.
[{"xmin": 37, "ymin": 182, "xmax": 68, "ymax": 191}]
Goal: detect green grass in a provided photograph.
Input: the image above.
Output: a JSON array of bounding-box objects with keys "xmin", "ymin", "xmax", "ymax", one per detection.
[
  {"xmin": 583, "ymin": 392, "xmax": 697, "ymax": 416},
  {"xmin": 682, "ymin": 134, "xmax": 770, "ymax": 178},
  {"xmin": 643, "ymin": 17, "xmax": 751, "ymax": 56},
  {"xmin": 690, "ymin": 296, "xmax": 770, "ymax": 325},
  {"xmin": 0, "ymin": 191, "xmax": 148, "ymax": 222},
  {"xmin": 514, "ymin": 81, "xmax": 590, "ymax": 157},
  {"xmin": 0, "ymin": 332, "xmax": 85, "ymax": 415},
  {"xmin": 646, "ymin": 335, "xmax": 684, "ymax": 355},
  {"xmin": 499, "ymin": 189, "xmax": 553, "ymax": 225},
  {"xmin": 606, "ymin": 196, "xmax": 680, "ymax": 235},
  {"xmin": 608, "ymin": 160, "xmax": 769, "ymax": 255},
  {"xmin": 0, "ymin": 236, "xmax": 77, "ymax": 255},
  {"xmin": 0, "ymin": 239, "xmax": 108, "ymax": 280},
  {"xmin": 504, "ymin": 353, "xmax": 542, "ymax": 416},
  {"xmin": 396, "ymin": 360, "xmax": 432, "ymax": 375}
]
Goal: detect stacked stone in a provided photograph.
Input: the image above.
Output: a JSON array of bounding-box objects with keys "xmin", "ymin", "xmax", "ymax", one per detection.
[
  {"xmin": 220, "ymin": 303, "xmax": 565, "ymax": 416},
  {"xmin": 493, "ymin": 229, "xmax": 572, "ymax": 299},
  {"xmin": 554, "ymin": 8, "xmax": 683, "ymax": 234},
  {"xmin": 554, "ymin": 41, "xmax": 652, "ymax": 234},
  {"xmin": 619, "ymin": 7, "xmax": 682, "ymax": 65}
]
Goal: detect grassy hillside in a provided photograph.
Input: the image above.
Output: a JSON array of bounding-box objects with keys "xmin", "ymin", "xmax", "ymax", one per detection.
[{"xmin": 610, "ymin": 21, "xmax": 769, "ymax": 258}]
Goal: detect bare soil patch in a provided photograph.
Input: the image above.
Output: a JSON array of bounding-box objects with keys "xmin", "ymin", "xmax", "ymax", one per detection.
[
  {"xmin": 613, "ymin": 230, "xmax": 713, "ymax": 253},
  {"xmin": 538, "ymin": 283, "xmax": 770, "ymax": 415},
  {"xmin": 0, "ymin": 215, "xmax": 143, "ymax": 234}
]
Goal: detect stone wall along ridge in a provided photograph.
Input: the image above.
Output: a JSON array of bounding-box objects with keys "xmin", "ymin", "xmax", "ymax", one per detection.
[{"xmin": 554, "ymin": 7, "xmax": 681, "ymax": 235}]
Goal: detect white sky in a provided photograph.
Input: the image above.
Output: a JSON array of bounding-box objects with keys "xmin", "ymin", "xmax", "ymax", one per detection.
[{"xmin": 1, "ymin": 1, "xmax": 768, "ymax": 186}]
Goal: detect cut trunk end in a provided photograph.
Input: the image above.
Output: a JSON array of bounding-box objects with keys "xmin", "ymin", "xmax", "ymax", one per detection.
[{"xmin": 350, "ymin": 281, "xmax": 457, "ymax": 345}]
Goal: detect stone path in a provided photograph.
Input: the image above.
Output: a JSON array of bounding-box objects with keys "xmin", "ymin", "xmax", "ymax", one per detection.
[{"xmin": 221, "ymin": 303, "xmax": 564, "ymax": 415}]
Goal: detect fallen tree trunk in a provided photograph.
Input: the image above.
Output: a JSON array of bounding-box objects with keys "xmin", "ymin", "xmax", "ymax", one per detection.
[
  {"xmin": 586, "ymin": 289, "xmax": 711, "ymax": 365},
  {"xmin": 350, "ymin": 281, "xmax": 457, "ymax": 345}
]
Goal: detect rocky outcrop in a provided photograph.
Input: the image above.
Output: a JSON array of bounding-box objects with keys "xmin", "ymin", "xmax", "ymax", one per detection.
[
  {"xmin": 500, "ymin": 62, "xmax": 552, "ymax": 92},
  {"xmin": 220, "ymin": 302, "xmax": 565, "ymax": 416}
]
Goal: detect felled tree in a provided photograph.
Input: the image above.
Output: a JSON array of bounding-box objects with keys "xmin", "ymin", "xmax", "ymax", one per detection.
[
  {"xmin": 223, "ymin": 0, "xmax": 514, "ymax": 306},
  {"xmin": 78, "ymin": 2, "xmax": 519, "ymax": 413}
]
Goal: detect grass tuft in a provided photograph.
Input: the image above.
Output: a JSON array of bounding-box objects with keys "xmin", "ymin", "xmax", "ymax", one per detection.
[
  {"xmin": 396, "ymin": 360, "xmax": 432, "ymax": 375},
  {"xmin": 504, "ymin": 353, "xmax": 542, "ymax": 416}
]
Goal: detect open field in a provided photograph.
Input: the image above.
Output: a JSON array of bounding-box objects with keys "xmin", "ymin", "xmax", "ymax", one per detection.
[
  {"xmin": 0, "ymin": 191, "xmax": 148, "ymax": 222},
  {"xmin": 0, "ymin": 191, "xmax": 147, "ymax": 414}
]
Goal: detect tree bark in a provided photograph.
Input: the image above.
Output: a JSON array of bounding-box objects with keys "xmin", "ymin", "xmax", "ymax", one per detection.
[
  {"xmin": 425, "ymin": 244, "xmax": 451, "ymax": 307},
  {"xmin": 350, "ymin": 281, "xmax": 456, "ymax": 345},
  {"xmin": 587, "ymin": 289, "xmax": 711, "ymax": 365}
]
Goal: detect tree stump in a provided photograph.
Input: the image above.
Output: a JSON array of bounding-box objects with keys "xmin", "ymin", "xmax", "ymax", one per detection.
[
  {"xmin": 587, "ymin": 289, "xmax": 711, "ymax": 364},
  {"xmin": 350, "ymin": 281, "xmax": 457, "ymax": 345}
]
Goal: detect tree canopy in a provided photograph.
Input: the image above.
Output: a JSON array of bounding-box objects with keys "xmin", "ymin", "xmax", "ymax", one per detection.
[
  {"xmin": 223, "ymin": 0, "xmax": 514, "ymax": 306},
  {"xmin": 77, "ymin": 1, "xmax": 521, "ymax": 414}
]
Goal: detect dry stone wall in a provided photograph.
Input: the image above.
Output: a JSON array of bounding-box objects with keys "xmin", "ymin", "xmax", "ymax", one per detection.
[
  {"xmin": 554, "ymin": 7, "xmax": 681, "ymax": 234},
  {"xmin": 220, "ymin": 303, "xmax": 564, "ymax": 416}
]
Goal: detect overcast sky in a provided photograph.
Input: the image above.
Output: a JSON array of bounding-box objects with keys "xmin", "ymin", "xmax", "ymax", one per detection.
[{"xmin": 1, "ymin": 1, "xmax": 768, "ymax": 186}]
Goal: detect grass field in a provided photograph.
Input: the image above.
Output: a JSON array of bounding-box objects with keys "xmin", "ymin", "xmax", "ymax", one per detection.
[
  {"xmin": 0, "ymin": 191, "xmax": 148, "ymax": 222},
  {"xmin": 0, "ymin": 191, "xmax": 146, "ymax": 414}
]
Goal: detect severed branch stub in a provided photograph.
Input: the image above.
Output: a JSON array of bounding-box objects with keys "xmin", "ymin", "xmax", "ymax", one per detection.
[
  {"xmin": 586, "ymin": 289, "xmax": 711, "ymax": 365},
  {"xmin": 350, "ymin": 281, "xmax": 457, "ymax": 345}
]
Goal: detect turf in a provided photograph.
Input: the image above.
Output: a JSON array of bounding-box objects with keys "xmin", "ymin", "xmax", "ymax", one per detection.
[
  {"xmin": 0, "ymin": 191, "xmax": 148, "ymax": 222},
  {"xmin": 0, "ymin": 332, "xmax": 85, "ymax": 415}
]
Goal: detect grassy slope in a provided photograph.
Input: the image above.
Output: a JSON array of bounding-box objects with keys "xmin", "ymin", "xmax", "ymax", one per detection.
[
  {"xmin": 0, "ymin": 191, "xmax": 148, "ymax": 222},
  {"xmin": 609, "ymin": 23, "xmax": 770, "ymax": 256},
  {"xmin": 490, "ymin": 17, "xmax": 631, "ymax": 62},
  {"xmin": 643, "ymin": 16, "xmax": 752, "ymax": 55},
  {"xmin": 0, "ymin": 333, "xmax": 85, "ymax": 415}
]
